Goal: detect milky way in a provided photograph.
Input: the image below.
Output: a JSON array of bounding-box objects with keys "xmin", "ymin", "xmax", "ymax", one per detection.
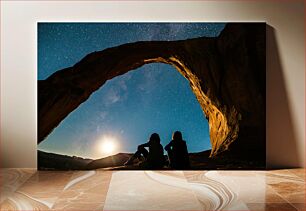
[{"xmin": 38, "ymin": 23, "xmax": 226, "ymax": 159}]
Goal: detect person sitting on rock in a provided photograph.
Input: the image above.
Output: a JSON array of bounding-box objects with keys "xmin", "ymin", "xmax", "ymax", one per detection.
[
  {"xmin": 165, "ymin": 131, "xmax": 190, "ymax": 169},
  {"xmin": 124, "ymin": 133, "xmax": 165, "ymax": 169}
]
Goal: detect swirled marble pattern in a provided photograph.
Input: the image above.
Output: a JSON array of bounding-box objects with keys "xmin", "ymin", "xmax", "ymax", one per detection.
[
  {"xmin": 104, "ymin": 171, "xmax": 204, "ymax": 210},
  {"xmin": 52, "ymin": 171, "xmax": 112, "ymax": 210},
  {"xmin": 0, "ymin": 168, "xmax": 304, "ymax": 210},
  {"xmin": 0, "ymin": 169, "xmax": 35, "ymax": 204}
]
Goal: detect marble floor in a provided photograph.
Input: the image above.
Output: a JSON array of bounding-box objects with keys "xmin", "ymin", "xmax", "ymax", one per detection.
[{"xmin": 0, "ymin": 169, "xmax": 304, "ymax": 211}]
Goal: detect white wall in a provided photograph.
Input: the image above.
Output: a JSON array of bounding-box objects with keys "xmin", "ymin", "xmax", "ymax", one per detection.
[{"xmin": 1, "ymin": 1, "xmax": 304, "ymax": 168}]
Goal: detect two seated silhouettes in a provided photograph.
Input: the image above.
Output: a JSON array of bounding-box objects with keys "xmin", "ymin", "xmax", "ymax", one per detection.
[{"xmin": 124, "ymin": 131, "xmax": 190, "ymax": 169}]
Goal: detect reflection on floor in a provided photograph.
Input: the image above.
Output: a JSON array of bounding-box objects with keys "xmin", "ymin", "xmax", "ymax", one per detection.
[{"xmin": 0, "ymin": 169, "xmax": 304, "ymax": 210}]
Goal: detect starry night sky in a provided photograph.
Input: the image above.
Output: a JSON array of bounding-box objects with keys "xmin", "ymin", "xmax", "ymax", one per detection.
[{"xmin": 38, "ymin": 23, "xmax": 226, "ymax": 159}]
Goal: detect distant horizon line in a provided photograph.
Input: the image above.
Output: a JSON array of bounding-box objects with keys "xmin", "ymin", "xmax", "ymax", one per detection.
[{"xmin": 37, "ymin": 148, "xmax": 212, "ymax": 161}]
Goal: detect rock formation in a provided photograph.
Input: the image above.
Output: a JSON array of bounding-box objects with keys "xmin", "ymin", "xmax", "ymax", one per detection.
[{"xmin": 38, "ymin": 23, "xmax": 266, "ymax": 164}]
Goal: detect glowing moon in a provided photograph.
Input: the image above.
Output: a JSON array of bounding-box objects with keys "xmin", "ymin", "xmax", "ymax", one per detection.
[{"xmin": 99, "ymin": 136, "xmax": 117, "ymax": 155}]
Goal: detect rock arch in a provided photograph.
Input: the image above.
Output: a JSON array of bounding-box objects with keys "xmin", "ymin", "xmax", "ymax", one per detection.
[{"xmin": 38, "ymin": 23, "xmax": 265, "ymax": 161}]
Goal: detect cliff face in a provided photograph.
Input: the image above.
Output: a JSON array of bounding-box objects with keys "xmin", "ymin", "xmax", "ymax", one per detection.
[{"xmin": 38, "ymin": 23, "xmax": 266, "ymax": 163}]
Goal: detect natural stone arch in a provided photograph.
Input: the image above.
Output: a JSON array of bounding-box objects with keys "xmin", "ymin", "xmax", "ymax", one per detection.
[{"xmin": 38, "ymin": 23, "xmax": 265, "ymax": 161}]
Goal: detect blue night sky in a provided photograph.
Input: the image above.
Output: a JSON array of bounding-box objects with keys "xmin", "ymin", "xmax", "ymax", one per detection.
[{"xmin": 38, "ymin": 23, "xmax": 226, "ymax": 159}]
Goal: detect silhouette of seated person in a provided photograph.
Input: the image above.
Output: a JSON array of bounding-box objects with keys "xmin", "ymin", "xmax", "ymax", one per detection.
[
  {"xmin": 165, "ymin": 131, "xmax": 190, "ymax": 169},
  {"xmin": 124, "ymin": 133, "xmax": 165, "ymax": 169}
]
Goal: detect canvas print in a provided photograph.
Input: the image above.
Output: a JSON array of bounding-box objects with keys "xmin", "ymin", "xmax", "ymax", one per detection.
[{"xmin": 38, "ymin": 23, "xmax": 266, "ymax": 170}]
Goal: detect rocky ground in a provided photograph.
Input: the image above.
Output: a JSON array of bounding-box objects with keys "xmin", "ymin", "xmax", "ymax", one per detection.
[{"xmin": 38, "ymin": 149, "xmax": 265, "ymax": 170}]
